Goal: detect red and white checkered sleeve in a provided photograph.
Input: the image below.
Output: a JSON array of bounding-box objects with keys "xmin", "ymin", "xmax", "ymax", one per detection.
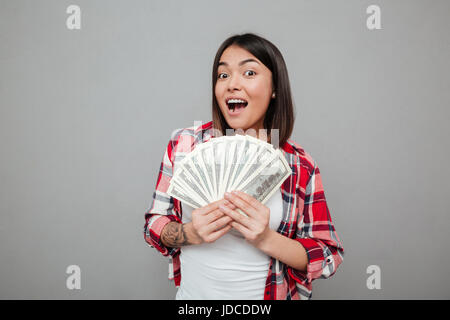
[
  {"xmin": 288, "ymin": 162, "xmax": 345, "ymax": 285},
  {"xmin": 143, "ymin": 135, "xmax": 183, "ymax": 258}
]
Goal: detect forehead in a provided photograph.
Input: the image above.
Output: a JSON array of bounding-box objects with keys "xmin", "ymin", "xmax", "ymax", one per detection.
[{"xmin": 218, "ymin": 45, "xmax": 262, "ymax": 67}]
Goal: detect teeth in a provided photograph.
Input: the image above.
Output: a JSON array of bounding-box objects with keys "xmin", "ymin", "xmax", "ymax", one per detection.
[{"xmin": 227, "ymin": 99, "xmax": 247, "ymax": 104}]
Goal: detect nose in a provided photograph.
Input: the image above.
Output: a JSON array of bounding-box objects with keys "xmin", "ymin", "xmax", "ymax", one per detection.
[{"xmin": 227, "ymin": 73, "xmax": 242, "ymax": 92}]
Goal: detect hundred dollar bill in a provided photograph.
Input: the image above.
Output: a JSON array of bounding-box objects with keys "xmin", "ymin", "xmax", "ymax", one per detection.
[
  {"xmin": 229, "ymin": 140, "xmax": 275, "ymax": 192},
  {"xmin": 237, "ymin": 149, "xmax": 291, "ymax": 205},
  {"xmin": 189, "ymin": 142, "xmax": 216, "ymax": 201},
  {"xmin": 246, "ymin": 134, "xmax": 278, "ymax": 165},
  {"xmin": 178, "ymin": 158, "xmax": 214, "ymax": 203},
  {"xmin": 224, "ymin": 134, "xmax": 247, "ymax": 193},
  {"xmin": 197, "ymin": 142, "xmax": 218, "ymax": 200},
  {"xmin": 182, "ymin": 150, "xmax": 215, "ymax": 203},
  {"xmin": 167, "ymin": 178, "xmax": 202, "ymax": 209},
  {"xmin": 227, "ymin": 138, "xmax": 260, "ymax": 191},
  {"xmin": 212, "ymin": 137, "xmax": 228, "ymax": 199},
  {"xmin": 224, "ymin": 136, "xmax": 277, "ymax": 219},
  {"xmin": 171, "ymin": 171, "xmax": 209, "ymax": 207},
  {"xmin": 221, "ymin": 136, "xmax": 239, "ymax": 195},
  {"xmin": 168, "ymin": 134, "xmax": 289, "ymax": 212}
]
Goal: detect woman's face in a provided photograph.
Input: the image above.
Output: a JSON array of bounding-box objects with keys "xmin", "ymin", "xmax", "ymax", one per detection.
[{"xmin": 215, "ymin": 45, "xmax": 274, "ymax": 134}]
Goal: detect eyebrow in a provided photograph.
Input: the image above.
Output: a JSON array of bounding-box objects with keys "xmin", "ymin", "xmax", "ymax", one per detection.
[{"xmin": 218, "ymin": 58, "xmax": 260, "ymax": 67}]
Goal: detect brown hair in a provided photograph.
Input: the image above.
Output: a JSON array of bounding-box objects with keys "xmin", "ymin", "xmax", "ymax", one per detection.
[{"xmin": 211, "ymin": 33, "xmax": 295, "ymax": 148}]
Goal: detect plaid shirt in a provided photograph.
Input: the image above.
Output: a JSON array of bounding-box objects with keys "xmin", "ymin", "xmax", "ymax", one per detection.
[{"xmin": 143, "ymin": 120, "xmax": 344, "ymax": 300}]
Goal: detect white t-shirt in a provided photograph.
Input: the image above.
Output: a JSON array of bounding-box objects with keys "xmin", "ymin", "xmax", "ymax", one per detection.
[{"xmin": 175, "ymin": 188, "xmax": 284, "ymax": 300}]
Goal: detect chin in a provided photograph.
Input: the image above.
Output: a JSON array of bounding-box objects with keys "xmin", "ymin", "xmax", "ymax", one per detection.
[
  {"xmin": 224, "ymin": 117, "xmax": 246, "ymax": 127},
  {"xmin": 227, "ymin": 122, "xmax": 253, "ymax": 134}
]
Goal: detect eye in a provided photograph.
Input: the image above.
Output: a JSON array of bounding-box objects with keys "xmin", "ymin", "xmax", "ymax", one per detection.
[
  {"xmin": 217, "ymin": 73, "xmax": 228, "ymax": 79},
  {"xmin": 244, "ymin": 70, "xmax": 256, "ymax": 76}
]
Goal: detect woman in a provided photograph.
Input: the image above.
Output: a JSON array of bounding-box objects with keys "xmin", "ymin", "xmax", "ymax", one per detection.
[{"xmin": 144, "ymin": 33, "xmax": 344, "ymax": 300}]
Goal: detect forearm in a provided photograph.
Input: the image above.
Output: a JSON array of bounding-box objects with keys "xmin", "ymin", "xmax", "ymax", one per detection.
[
  {"xmin": 256, "ymin": 229, "xmax": 308, "ymax": 271},
  {"xmin": 161, "ymin": 221, "xmax": 201, "ymax": 248}
]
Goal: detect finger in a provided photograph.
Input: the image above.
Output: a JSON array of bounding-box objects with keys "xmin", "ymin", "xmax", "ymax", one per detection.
[
  {"xmin": 231, "ymin": 190, "xmax": 264, "ymax": 211},
  {"xmin": 207, "ymin": 224, "xmax": 232, "ymax": 242},
  {"xmin": 223, "ymin": 199, "xmax": 237, "ymax": 210},
  {"xmin": 224, "ymin": 192, "xmax": 258, "ymax": 218},
  {"xmin": 203, "ymin": 208, "xmax": 224, "ymax": 224},
  {"xmin": 204, "ymin": 215, "xmax": 233, "ymax": 234},
  {"xmin": 229, "ymin": 221, "xmax": 251, "ymax": 238},
  {"xmin": 196, "ymin": 198, "xmax": 229, "ymax": 215},
  {"xmin": 218, "ymin": 204, "xmax": 252, "ymax": 228},
  {"xmin": 203, "ymin": 201, "xmax": 235, "ymax": 223}
]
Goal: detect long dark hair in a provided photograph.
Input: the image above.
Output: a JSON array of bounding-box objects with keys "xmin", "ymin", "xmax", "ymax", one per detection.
[{"xmin": 211, "ymin": 33, "xmax": 295, "ymax": 148}]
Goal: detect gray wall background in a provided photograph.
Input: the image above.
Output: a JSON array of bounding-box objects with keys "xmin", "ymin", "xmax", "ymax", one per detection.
[{"xmin": 1, "ymin": 0, "xmax": 449, "ymax": 299}]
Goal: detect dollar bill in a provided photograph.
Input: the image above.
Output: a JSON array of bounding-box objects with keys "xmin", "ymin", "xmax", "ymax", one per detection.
[
  {"xmin": 237, "ymin": 149, "xmax": 291, "ymax": 205},
  {"xmin": 221, "ymin": 136, "xmax": 239, "ymax": 195},
  {"xmin": 223, "ymin": 134, "xmax": 247, "ymax": 193},
  {"xmin": 191, "ymin": 143, "xmax": 217, "ymax": 201},
  {"xmin": 172, "ymin": 171, "xmax": 209, "ymax": 207},
  {"xmin": 227, "ymin": 138, "xmax": 259, "ymax": 191},
  {"xmin": 179, "ymin": 158, "xmax": 214, "ymax": 203},
  {"xmin": 167, "ymin": 135, "xmax": 291, "ymax": 213},
  {"xmin": 212, "ymin": 137, "xmax": 228, "ymax": 199},
  {"xmin": 197, "ymin": 142, "xmax": 218, "ymax": 200},
  {"xmin": 167, "ymin": 178, "xmax": 202, "ymax": 209},
  {"xmin": 184, "ymin": 150, "xmax": 215, "ymax": 202},
  {"xmin": 230, "ymin": 140, "xmax": 275, "ymax": 192}
]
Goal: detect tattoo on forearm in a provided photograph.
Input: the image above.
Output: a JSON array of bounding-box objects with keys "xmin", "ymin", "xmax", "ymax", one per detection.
[{"xmin": 161, "ymin": 222, "xmax": 190, "ymax": 247}]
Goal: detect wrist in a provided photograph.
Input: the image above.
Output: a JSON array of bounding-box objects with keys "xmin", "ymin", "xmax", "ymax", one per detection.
[
  {"xmin": 252, "ymin": 228, "xmax": 275, "ymax": 251},
  {"xmin": 183, "ymin": 222, "xmax": 203, "ymax": 245}
]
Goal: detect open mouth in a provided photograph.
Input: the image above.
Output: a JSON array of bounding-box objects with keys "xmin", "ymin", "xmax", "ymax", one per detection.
[{"xmin": 226, "ymin": 98, "xmax": 248, "ymax": 112}]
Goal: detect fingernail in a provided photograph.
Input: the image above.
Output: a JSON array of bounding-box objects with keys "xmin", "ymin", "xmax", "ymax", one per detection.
[{"xmin": 224, "ymin": 192, "xmax": 231, "ymax": 197}]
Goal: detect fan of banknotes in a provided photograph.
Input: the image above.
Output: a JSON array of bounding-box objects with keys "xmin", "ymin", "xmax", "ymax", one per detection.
[{"xmin": 167, "ymin": 134, "xmax": 291, "ymax": 214}]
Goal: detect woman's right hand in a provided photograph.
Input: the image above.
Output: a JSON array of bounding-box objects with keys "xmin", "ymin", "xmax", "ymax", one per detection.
[{"xmin": 188, "ymin": 198, "xmax": 236, "ymax": 244}]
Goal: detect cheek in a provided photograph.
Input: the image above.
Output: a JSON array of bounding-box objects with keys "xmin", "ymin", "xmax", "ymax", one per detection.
[
  {"xmin": 248, "ymin": 80, "xmax": 272, "ymax": 101},
  {"xmin": 215, "ymin": 85, "xmax": 225, "ymax": 104},
  {"xmin": 215, "ymin": 88, "xmax": 227, "ymax": 114},
  {"xmin": 214, "ymin": 82, "xmax": 220, "ymax": 93}
]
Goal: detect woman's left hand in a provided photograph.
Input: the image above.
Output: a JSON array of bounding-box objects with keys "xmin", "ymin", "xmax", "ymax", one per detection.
[{"xmin": 219, "ymin": 190, "xmax": 271, "ymax": 246}]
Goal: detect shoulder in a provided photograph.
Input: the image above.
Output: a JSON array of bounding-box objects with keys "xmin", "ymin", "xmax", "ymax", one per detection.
[
  {"xmin": 283, "ymin": 138, "xmax": 317, "ymax": 178},
  {"xmin": 166, "ymin": 121, "xmax": 214, "ymax": 159},
  {"xmin": 169, "ymin": 120, "xmax": 213, "ymax": 144}
]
